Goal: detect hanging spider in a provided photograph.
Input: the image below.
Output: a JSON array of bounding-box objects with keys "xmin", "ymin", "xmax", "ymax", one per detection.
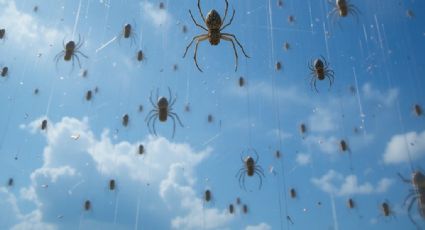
[
  {"xmin": 182, "ymin": 25, "xmax": 188, "ymax": 33},
  {"xmin": 85, "ymin": 90, "xmax": 92, "ymax": 101},
  {"xmin": 145, "ymin": 87, "xmax": 184, "ymax": 138},
  {"xmin": 328, "ymin": 0, "xmax": 360, "ymax": 21},
  {"xmin": 275, "ymin": 150, "xmax": 281, "ymax": 159},
  {"xmin": 239, "ymin": 76, "xmax": 245, "ymax": 87},
  {"xmin": 34, "ymin": 88, "xmax": 39, "ymax": 95},
  {"xmin": 347, "ymin": 198, "xmax": 355, "ymax": 209},
  {"xmin": 406, "ymin": 10, "xmax": 414, "ymax": 18},
  {"xmin": 84, "ymin": 200, "xmax": 91, "ymax": 211},
  {"xmin": 276, "ymin": 61, "xmax": 282, "ymax": 71},
  {"xmin": 183, "ymin": 0, "xmax": 250, "ymax": 72},
  {"xmin": 33, "ymin": 6, "xmax": 38, "ymax": 12},
  {"xmin": 138, "ymin": 105, "xmax": 144, "ymax": 113},
  {"xmin": 236, "ymin": 148, "xmax": 265, "ymax": 190},
  {"xmin": 308, "ymin": 56, "xmax": 335, "ymax": 92},
  {"xmin": 283, "ymin": 42, "xmax": 290, "ymax": 51},
  {"xmin": 1, "ymin": 66, "xmax": 8, "ymax": 77},
  {"xmin": 300, "ymin": 123, "xmax": 307, "ymax": 136},
  {"xmin": 173, "ymin": 64, "xmax": 178, "ymax": 71},
  {"xmin": 119, "ymin": 23, "xmax": 137, "ymax": 46},
  {"xmin": 108, "ymin": 179, "xmax": 116, "ymax": 191},
  {"xmin": 380, "ymin": 201, "xmax": 393, "ymax": 217},
  {"xmin": 184, "ymin": 103, "xmax": 191, "ymax": 112},
  {"xmin": 242, "ymin": 204, "xmax": 248, "ymax": 214},
  {"xmin": 7, "ymin": 178, "xmax": 13, "ymax": 187},
  {"xmin": 54, "ymin": 35, "xmax": 88, "ymax": 69},
  {"xmin": 288, "ymin": 15, "xmax": 295, "ymax": 23},
  {"xmin": 159, "ymin": 2, "xmax": 165, "ymax": 9},
  {"xmin": 414, "ymin": 104, "xmax": 422, "ymax": 116},
  {"xmin": 138, "ymin": 144, "xmax": 145, "ymax": 155},
  {"xmin": 122, "ymin": 114, "xmax": 129, "ymax": 127},
  {"xmin": 339, "ymin": 139, "xmax": 349, "ymax": 152},
  {"xmin": 41, "ymin": 119, "xmax": 48, "ymax": 130},
  {"xmin": 290, "ymin": 188, "xmax": 297, "ymax": 198},
  {"xmin": 229, "ymin": 204, "xmax": 234, "ymax": 214},
  {"xmin": 137, "ymin": 50, "xmax": 145, "ymax": 62},
  {"xmin": 277, "ymin": 0, "xmax": 283, "ymax": 7},
  {"xmin": 81, "ymin": 69, "xmax": 88, "ymax": 78},
  {"xmin": 398, "ymin": 171, "xmax": 425, "ymax": 228},
  {"xmin": 207, "ymin": 114, "xmax": 213, "ymax": 123},
  {"xmin": 0, "ymin": 28, "xmax": 5, "ymax": 40},
  {"xmin": 204, "ymin": 189, "xmax": 212, "ymax": 202}
]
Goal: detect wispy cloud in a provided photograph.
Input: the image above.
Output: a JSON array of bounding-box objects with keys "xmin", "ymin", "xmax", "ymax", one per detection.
[
  {"xmin": 311, "ymin": 170, "xmax": 393, "ymax": 196},
  {"xmin": 140, "ymin": 1, "xmax": 172, "ymax": 28},
  {"xmin": 383, "ymin": 130, "xmax": 425, "ymax": 164},
  {"xmin": 245, "ymin": 222, "xmax": 272, "ymax": 230},
  {"xmin": 295, "ymin": 153, "xmax": 311, "ymax": 166},
  {"xmin": 362, "ymin": 83, "xmax": 398, "ymax": 107}
]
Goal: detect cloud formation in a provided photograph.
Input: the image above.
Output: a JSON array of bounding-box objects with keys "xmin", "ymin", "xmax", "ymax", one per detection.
[
  {"xmin": 245, "ymin": 222, "xmax": 272, "ymax": 230},
  {"xmin": 141, "ymin": 1, "xmax": 172, "ymax": 28},
  {"xmin": 383, "ymin": 130, "xmax": 425, "ymax": 164}
]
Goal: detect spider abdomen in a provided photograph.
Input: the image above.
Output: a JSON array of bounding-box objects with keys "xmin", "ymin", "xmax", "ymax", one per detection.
[
  {"xmin": 245, "ymin": 157, "xmax": 255, "ymax": 176},
  {"xmin": 206, "ymin": 10, "xmax": 222, "ymax": 30},
  {"xmin": 208, "ymin": 29, "xmax": 221, "ymax": 45},
  {"xmin": 337, "ymin": 0, "xmax": 348, "ymax": 16},
  {"xmin": 159, "ymin": 108, "xmax": 168, "ymax": 122}
]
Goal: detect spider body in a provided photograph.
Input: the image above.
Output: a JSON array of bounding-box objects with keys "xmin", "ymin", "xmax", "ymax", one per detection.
[
  {"xmin": 41, "ymin": 119, "xmax": 48, "ymax": 130},
  {"xmin": 290, "ymin": 188, "xmax": 297, "ymax": 198},
  {"xmin": 399, "ymin": 171, "xmax": 425, "ymax": 227},
  {"xmin": 0, "ymin": 29, "xmax": 5, "ymax": 39},
  {"xmin": 84, "ymin": 200, "xmax": 91, "ymax": 211},
  {"xmin": 109, "ymin": 179, "xmax": 116, "ymax": 191},
  {"xmin": 138, "ymin": 144, "xmax": 145, "ymax": 155},
  {"xmin": 1, "ymin": 66, "xmax": 8, "ymax": 77},
  {"xmin": 204, "ymin": 189, "xmax": 212, "ymax": 202},
  {"xmin": 122, "ymin": 114, "xmax": 129, "ymax": 127},
  {"xmin": 300, "ymin": 123, "xmax": 307, "ymax": 135},
  {"xmin": 236, "ymin": 148, "xmax": 265, "ymax": 190},
  {"xmin": 340, "ymin": 139, "xmax": 349, "ymax": 152},
  {"xmin": 242, "ymin": 204, "xmax": 248, "ymax": 214},
  {"xmin": 329, "ymin": 0, "xmax": 359, "ymax": 20},
  {"xmin": 85, "ymin": 90, "xmax": 92, "ymax": 101},
  {"xmin": 229, "ymin": 204, "xmax": 234, "ymax": 214},
  {"xmin": 123, "ymin": 24, "xmax": 132, "ymax": 38},
  {"xmin": 184, "ymin": 0, "xmax": 249, "ymax": 72},
  {"xmin": 347, "ymin": 198, "xmax": 355, "ymax": 209},
  {"xmin": 8, "ymin": 178, "xmax": 13, "ymax": 187},
  {"xmin": 275, "ymin": 150, "xmax": 281, "ymax": 159},
  {"xmin": 308, "ymin": 57, "xmax": 334, "ymax": 92},
  {"xmin": 207, "ymin": 114, "xmax": 213, "ymax": 123},
  {"xmin": 137, "ymin": 50, "xmax": 145, "ymax": 62},
  {"xmin": 146, "ymin": 88, "xmax": 183, "ymax": 138},
  {"xmin": 381, "ymin": 202, "xmax": 391, "ymax": 217},
  {"xmin": 414, "ymin": 104, "xmax": 422, "ymax": 116},
  {"xmin": 276, "ymin": 61, "xmax": 282, "ymax": 71},
  {"xmin": 239, "ymin": 76, "xmax": 245, "ymax": 87},
  {"xmin": 34, "ymin": 88, "xmax": 39, "ymax": 95},
  {"xmin": 55, "ymin": 35, "xmax": 87, "ymax": 69}
]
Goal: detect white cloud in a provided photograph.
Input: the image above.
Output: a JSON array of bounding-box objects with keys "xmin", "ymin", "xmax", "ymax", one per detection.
[
  {"xmin": 296, "ymin": 153, "xmax": 311, "ymax": 166},
  {"xmin": 245, "ymin": 222, "xmax": 272, "ymax": 230},
  {"xmin": 308, "ymin": 108, "xmax": 337, "ymax": 133},
  {"xmin": 0, "ymin": 1, "xmax": 66, "ymax": 51},
  {"xmin": 306, "ymin": 135, "xmax": 339, "ymax": 155},
  {"xmin": 141, "ymin": 1, "xmax": 172, "ymax": 28},
  {"xmin": 269, "ymin": 128, "xmax": 293, "ymax": 141},
  {"xmin": 362, "ymin": 83, "xmax": 398, "ymax": 107},
  {"xmin": 17, "ymin": 116, "xmax": 232, "ymax": 229},
  {"xmin": 383, "ymin": 130, "xmax": 425, "ymax": 164},
  {"xmin": 311, "ymin": 170, "xmax": 393, "ymax": 196}
]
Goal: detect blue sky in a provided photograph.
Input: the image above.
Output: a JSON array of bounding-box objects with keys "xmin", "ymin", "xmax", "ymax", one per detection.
[{"xmin": 0, "ymin": 0, "xmax": 425, "ymax": 229}]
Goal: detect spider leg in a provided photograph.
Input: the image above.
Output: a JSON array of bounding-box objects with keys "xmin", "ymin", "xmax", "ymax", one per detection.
[
  {"xmin": 145, "ymin": 110, "xmax": 157, "ymax": 122},
  {"xmin": 169, "ymin": 115, "xmax": 177, "ymax": 138},
  {"xmin": 146, "ymin": 112, "xmax": 157, "ymax": 133},
  {"xmin": 221, "ymin": 33, "xmax": 250, "ymax": 58},
  {"xmin": 406, "ymin": 196, "xmax": 420, "ymax": 229},
  {"xmin": 170, "ymin": 112, "xmax": 184, "ymax": 127},
  {"xmin": 256, "ymin": 165, "xmax": 266, "ymax": 177},
  {"xmin": 197, "ymin": 0, "xmax": 206, "ymax": 22},
  {"xmin": 403, "ymin": 192, "xmax": 416, "ymax": 206},
  {"xmin": 149, "ymin": 90, "xmax": 155, "ymax": 107},
  {"xmin": 220, "ymin": 35, "xmax": 238, "ymax": 72},
  {"xmin": 183, "ymin": 34, "xmax": 207, "ymax": 58},
  {"xmin": 152, "ymin": 116, "xmax": 158, "ymax": 136},
  {"xmin": 220, "ymin": 8, "xmax": 235, "ymax": 31},
  {"xmin": 76, "ymin": 51, "xmax": 88, "ymax": 59},
  {"xmin": 193, "ymin": 36, "xmax": 209, "ymax": 72},
  {"xmin": 398, "ymin": 173, "xmax": 412, "ymax": 183},
  {"xmin": 54, "ymin": 51, "xmax": 65, "ymax": 62},
  {"xmin": 74, "ymin": 54, "xmax": 82, "ymax": 68},
  {"xmin": 76, "ymin": 34, "xmax": 83, "ymax": 49},
  {"xmin": 255, "ymin": 171, "xmax": 263, "ymax": 189},
  {"xmin": 189, "ymin": 10, "xmax": 208, "ymax": 31},
  {"xmin": 313, "ymin": 78, "xmax": 319, "ymax": 93},
  {"xmin": 235, "ymin": 168, "xmax": 244, "ymax": 177},
  {"xmin": 221, "ymin": 0, "xmax": 229, "ymax": 25}
]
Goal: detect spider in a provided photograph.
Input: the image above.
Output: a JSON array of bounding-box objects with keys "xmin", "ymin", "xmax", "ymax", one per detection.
[
  {"xmin": 7, "ymin": 178, "xmax": 13, "ymax": 187},
  {"xmin": 228, "ymin": 204, "xmax": 235, "ymax": 214},
  {"xmin": 414, "ymin": 104, "xmax": 422, "ymax": 116},
  {"xmin": 381, "ymin": 201, "xmax": 393, "ymax": 217},
  {"xmin": 308, "ymin": 56, "xmax": 335, "ymax": 92},
  {"xmin": 108, "ymin": 179, "xmax": 116, "ymax": 191},
  {"xmin": 85, "ymin": 90, "xmax": 92, "ymax": 101},
  {"xmin": 276, "ymin": 61, "xmax": 282, "ymax": 71},
  {"xmin": 1, "ymin": 66, "xmax": 8, "ymax": 77},
  {"xmin": 145, "ymin": 87, "xmax": 183, "ymax": 138},
  {"xmin": 347, "ymin": 198, "xmax": 355, "ymax": 209},
  {"xmin": 183, "ymin": 0, "xmax": 250, "ymax": 72},
  {"xmin": 238, "ymin": 76, "xmax": 245, "ymax": 87},
  {"xmin": 204, "ymin": 189, "xmax": 212, "ymax": 202},
  {"xmin": 54, "ymin": 35, "xmax": 88, "ymax": 69},
  {"xmin": 0, "ymin": 28, "xmax": 5, "ymax": 40},
  {"xmin": 236, "ymin": 148, "xmax": 265, "ymax": 190},
  {"xmin": 339, "ymin": 139, "xmax": 350, "ymax": 152},
  {"xmin": 290, "ymin": 188, "xmax": 297, "ymax": 198},
  {"xmin": 122, "ymin": 114, "xmax": 129, "ymax": 127},
  {"xmin": 138, "ymin": 144, "xmax": 145, "ymax": 155},
  {"xmin": 84, "ymin": 200, "xmax": 91, "ymax": 211},
  {"xmin": 41, "ymin": 119, "xmax": 48, "ymax": 130},
  {"xmin": 242, "ymin": 204, "xmax": 248, "ymax": 214},
  {"xmin": 328, "ymin": 0, "xmax": 360, "ymax": 21},
  {"xmin": 137, "ymin": 50, "xmax": 145, "ymax": 62},
  {"xmin": 119, "ymin": 23, "xmax": 137, "ymax": 46}
]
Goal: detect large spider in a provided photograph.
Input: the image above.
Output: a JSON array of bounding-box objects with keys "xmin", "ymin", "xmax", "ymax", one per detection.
[
  {"xmin": 183, "ymin": 0, "xmax": 250, "ymax": 72},
  {"xmin": 308, "ymin": 56, "xmax": 334, "ymax": 92},
  {"xmin": 54, "ymin": 35, "xmax": 87, "ymax": 69},
  {"xmin": 328, "ymin": 0, "xmax": 360, "ymax": 22},
  {"xmin": 145, "ymin": 88, "xmax": 183, "ymax": 138},
  {"xmin": 236, "ymin": 148, "xmax": 265, "ymax": 190}
]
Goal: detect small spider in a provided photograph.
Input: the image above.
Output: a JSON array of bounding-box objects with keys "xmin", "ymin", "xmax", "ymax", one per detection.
[
  {"xmin": 339, "ymin": 139, "xmax": 349, "ymax": 152},
  {"xmin": 85, "ymin": 90, "xmax": 92, "ymax": 101},
  {"xmin": 109, "ymin": 179, "xmax": 116, "ymax": 191},
  {"xmin": 207, "ymin": 114, "xmax": 213, "ymax": 123},
  {"xmin": 328, "ymin": 0, "xmax": 360, "ymax": 21},
  {"xmin": 347, "ymin": 198, "xmax": 355, "ymax": 209},
  {"xmin": 122, "ymin": 114, "xmax": 129, "ymax": 127},
  {"xmin": 41, "ymin": 119, "xmax": 48, "ymax": 130},
  {"xmin": 204, "ymin": 189, "xmax": 212, "ymax": 202},
  {"xmin": 414, "ymin": 104, "xmax": 422, "ymax": 116},
  {"xmin": 33, "ymin": 6, "xmax": 38, "ymax": 12},
  {"xmin": 34, "ymin": 88, "xmax": 39, "ymax": 95},
  {"xmin": 7, "ymin": 178, "xmax": 13, "ymax": 187},
  {"xmin": 54, "ymin": 35, "xmax": 88, "ymax": 69},
  {"xmin": 173, "ymin": 64, "xmax": 178, "ymax": 71},
  {"xmin": 308, "ymin": 56, "xmax": 335, "ymax": 92},
  {"xmin": 0, "ymin": 28, "xmax": 5, "ymax": 40},
  {"xmin": 406, "ymin": 10, "xmax": 414, "ymax": 18},
  {"xmin": 290, "ymin": 188, "xmax": 297, "ymax": 198},
  {"xmin": 239, "ymin": 76, "xmax": 245, "ymax": 87},
  {"xmin": 1, "ymin": 66, "xmax": 8, "ymax": 77},
  {"xmin": 277, "ymin": 0, "xmax": 283, "ymax": 7},
  {"xmin": 119, "ymin": 24, "xmax": 137, "ymax": 46},
  {"xmin": 184, "ymin": 103, "xmax": 190, "ymax": 112},
  {"xmin": 183, "ymin": 0, "xmax": 250, "ymax": 72},
  {"xmin": 276, "ymin": 61, "xmax": 282, "ymax": 71},
  {"xmin": 159, "ymin": 2, "xmax": 165, "ymax": 9},
  {"xmin": 145, "ymin": 88, "xmax": 184, "ymax": 138},
  {"xmin": 300, "ymin": 123, "xmax": 307, "ymax": 136},
  {"xmin": 275, "ymin": 150, "xmax": 281, "ymax": 159},
  {"xmin": 182, "ymin": 25, "xmax": 188, "ymax": 33},
  {"xmin": 81, "ymin": 69, "xmax": 88, "ymax": 78},
  {"xmin": 236, "ymin": 148, "xmax": 265, "ymax": 190},
  {"xmin": 288, "ymin": 15, "xmax": 295, "ymax": 23},
  {"xmin": 242, "ymin": 204, "xmax": 248, "ymax": 214},
  {"xmin": 283, "ymin": 42, "xmax": 290, "ymax": 51},
  {"xmin": 138, "ymin": 144, "xmax": 145, "ymax": 155},
  {"xmin": 137, "ymin": 50, "xmax": 145, "ymax": 62},
  {"xmin": 229, "ymin": 204, "xmax": 235, "ymax": 214},
  {"xmin": 381, "ymin": 201, "xmax": 393, "ymax": 217},
  {"xmin": 84, "ymin": 200, "xmax": 91, "ymax": 211},
  {"xmin": 138, "ymin": 105, "xmax": 143, "ymax": 113}
]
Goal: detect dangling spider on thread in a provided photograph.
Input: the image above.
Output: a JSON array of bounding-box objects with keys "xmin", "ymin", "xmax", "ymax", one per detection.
[
  {"xmin": 145, "ymin": 87, "xmax": 183, "ymax": 138},
  {"xmin": 236, "ymin": 148, "xmax": 265, "ymax": 190},
  {"xmin": 308, "ymin": 56, "xmax": 335, "ymax": 92},
  {"xmin": 183, "ymin": 0, "xmax": 250, "ymax": 72},
  {"xmin": 328, "ymin": 0, "xmax": 360, "ymax": 22},
  {"xmin": 54, "ymin": 35, "xmax": 88, "ymax": 69}
]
